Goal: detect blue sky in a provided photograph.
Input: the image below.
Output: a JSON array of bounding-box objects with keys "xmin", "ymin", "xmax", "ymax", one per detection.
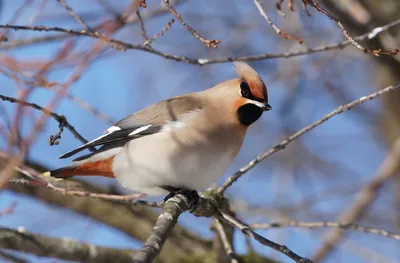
[{"xmin": 1, "ymin": 1, "xmax": 399, "ymax": 262}]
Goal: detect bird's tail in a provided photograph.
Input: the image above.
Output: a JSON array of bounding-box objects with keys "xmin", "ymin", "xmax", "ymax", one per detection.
[{"xmin": 41, "ymin": 158, "xmax": 115, "ymax": 179}]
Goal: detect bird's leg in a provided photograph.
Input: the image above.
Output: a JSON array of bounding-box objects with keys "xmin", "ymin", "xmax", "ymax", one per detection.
[{"xmin": 161, "ymin": 185, "xmax": 200, "ymax": 211}]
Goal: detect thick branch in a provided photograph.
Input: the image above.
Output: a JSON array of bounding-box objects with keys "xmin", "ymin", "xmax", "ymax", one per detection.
[
  {"xmin": 132, "ymin": 195, "xmax": 189, "ymax": 262},
  {"xmin": 0, "ymin": 227, "xmax": 135, "ymax": 263},
  {"xmin": 0, "ymin": 249, "xmax": 29, "ymax": 263}
]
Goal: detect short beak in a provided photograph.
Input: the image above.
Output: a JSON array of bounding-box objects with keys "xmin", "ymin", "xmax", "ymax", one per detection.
[
  {"xmin": 263, "ymin": 103, "xmax": 272, "ymax": 111},
  {"xmin": 249, "ymin": 101, "xmax": 272, "ymax": 111}
]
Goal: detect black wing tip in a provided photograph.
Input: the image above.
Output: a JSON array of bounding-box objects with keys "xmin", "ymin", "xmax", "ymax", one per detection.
[
  {"xmin": 59, "ymin": 152, "xmax": 72, "ymax": 159},
  {"xmin": 59, "ymin": 147, "xmax": 86, "ymax": 159},
  {"xmin": 58, "ymin": 125, "xmax": 161, "ymax": 160}
]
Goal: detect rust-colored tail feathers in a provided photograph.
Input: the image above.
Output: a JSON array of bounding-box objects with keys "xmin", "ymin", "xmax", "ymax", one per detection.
[{"xmin": 41, "ymin": 158, "xmax": 115, "ymax": 179}]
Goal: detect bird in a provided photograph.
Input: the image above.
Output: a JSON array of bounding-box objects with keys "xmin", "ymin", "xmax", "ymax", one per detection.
[{"xmin": 42, "ymin": 62, "xmax": 271, "ymax": 198}]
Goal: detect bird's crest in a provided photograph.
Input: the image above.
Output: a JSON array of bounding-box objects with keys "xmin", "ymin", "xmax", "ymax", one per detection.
[{"xmin": 234, "ymin": 61, "xmax": 268, "ymax": 102}]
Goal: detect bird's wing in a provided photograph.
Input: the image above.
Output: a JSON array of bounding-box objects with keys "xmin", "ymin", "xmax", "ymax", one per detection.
[{"xmin": 59, "ymin": 95, "xmax": 203, "ymax": 159}]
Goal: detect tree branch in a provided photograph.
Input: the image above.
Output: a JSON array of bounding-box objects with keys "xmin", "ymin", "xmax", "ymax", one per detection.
[
  {"xmin": 1, "ymin": 17, "xmax": 399, "ymax": 65},
  {"xmin": 217, "ymin": 81, "xmax": 400, "ymax": 193},
  {"xmin": 132, "ymin": 195, "xmax": 188, "ymax": 263},
  {"xmin": 57, "ymin": 0, "xmax": 93, "ymax": 32},
  {"xmin": 132, "ymin": 193, "xmax": 220, "ymax": 263},
  {"xmin": 133, "ymin": 191, "xmax": 311, "ymax": 263},
  {"xmin": 0, "ymin": 250, "xmax": 28, "ymax": 263},
  {"xmin": 214, "ymin": 218, "xmax": 240, "ymax": 263},
  {"xmin": 303, "ymin": 0, "xmax": 399, "ymax": 56},
  {"xmin": 10, "ymin": 178, "xmax": 158, "ymax": 207},
  {"xmin": 136, "ymin": 10, "xmax": 149, "ymax": 43},
  {"xmin": 251, "ymin": 221, "xmax": 400, "ymax": 240},
  {"xmin": 142, "ymin": 19, "xmax": 175, "ymax": 46},
  {"xmin": 221, "ymin": 212, "xmax": 312, "ymax": 263},
  {"xmin": 162, "ymin": 0, "xmax": 220, "ymax": 48},
  {"xmin": 0, "ymin": 227, "xmax": 135, "ymax": 263},
  {"xmin": 0, "ymin": 94, "xmax": 93, "ymax": 149},
  {"xmin": 254, "ymin": 0, "xmax": 303, "ymax": 44}
]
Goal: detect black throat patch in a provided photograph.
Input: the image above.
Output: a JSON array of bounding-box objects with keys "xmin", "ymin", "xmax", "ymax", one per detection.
[{"xmin": 237, "ymin": 104, "xmax": 263, "ymax": 126}]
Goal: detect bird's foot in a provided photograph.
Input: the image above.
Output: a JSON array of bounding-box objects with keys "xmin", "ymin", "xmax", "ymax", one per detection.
[
  {"xmin": 161, "ymin": 186, "xmax": 220, "ymax": 217},
  {"xmin": 162, "ymin": 186, "xmax": 200, "ymax": 212}
]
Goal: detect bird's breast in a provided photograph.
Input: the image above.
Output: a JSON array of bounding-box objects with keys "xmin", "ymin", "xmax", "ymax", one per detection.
[{"xmin": 111, "ymin": 123, "xmax": 243, "ymax": 194}]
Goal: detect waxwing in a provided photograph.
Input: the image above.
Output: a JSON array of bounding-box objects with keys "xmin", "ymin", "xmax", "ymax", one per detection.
[{"xmin": 43, "ymin": 62, "xmax": 272, "ymax": 195}]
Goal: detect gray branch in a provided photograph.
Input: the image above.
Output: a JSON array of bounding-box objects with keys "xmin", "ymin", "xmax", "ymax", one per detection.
[
  {"xmin": 0, "ymin": 227, "xmax": 135, "ymax": 263},
  {"xmin": 132, "ymin": 194, "xmax": 219, "ymax": 263},
  {"xmin": 132, "ymin": 192, "xmax": 310, "ymax": 263}
]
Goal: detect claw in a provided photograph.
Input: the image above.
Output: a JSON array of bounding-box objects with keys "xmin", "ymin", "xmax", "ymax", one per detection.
[{"xmin": 161, "ymin": 186, "xmax": 200, "ymax": 211}]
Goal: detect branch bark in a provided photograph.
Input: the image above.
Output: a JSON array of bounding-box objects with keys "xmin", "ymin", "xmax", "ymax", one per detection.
[
  {"xmin": 0, "ymin": 227, "xmax": 135, "ymax": 263},
  {"xmin": 132, "ymin": 194, "xmax": 190, "ymax": 263}
]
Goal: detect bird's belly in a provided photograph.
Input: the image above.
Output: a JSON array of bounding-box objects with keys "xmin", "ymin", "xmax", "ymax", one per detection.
[{"xmin": 111, "ymin": 133, "xmax": 236, "ymax": 195}]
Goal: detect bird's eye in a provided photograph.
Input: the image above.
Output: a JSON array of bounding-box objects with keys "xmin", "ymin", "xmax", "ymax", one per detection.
[{"xmin": 240, "ymin": 81, "xmax": 251, "ymax": 98}]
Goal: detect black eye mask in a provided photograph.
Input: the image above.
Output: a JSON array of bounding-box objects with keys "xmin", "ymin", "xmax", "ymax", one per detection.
[{"xmin": 237, "ymin": 103, "xmax": 263, "ymax": 126}]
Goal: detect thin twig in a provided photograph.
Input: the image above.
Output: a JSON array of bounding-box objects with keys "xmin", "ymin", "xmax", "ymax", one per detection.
[
  {"xmin": 0, "ymin": 201, "xmax": 17, "ymax": 218},
  {"xmin": 9, "ymin": 178, "xmax": 161, "ymax": 207},
  {"xmin": 303, "ymin": 0, "xmax": 399, "ymax": 56},
  {"xmin": 47, "ymin": 183, "xmax": 146, "ymax": 204},
  {"xmin": 254, "ymin": 0, "xmax": 303, "ymax": 44},
  {"xmin": 214, "ymin": 219, "xmax": 240, "ymax": 263},
  {"xmin": 0, "ymin": 24, "xmax": 135, "ymax": 51},
  {"xmin": 15, "ymin": 156, "xmax": 154, "ymax": 205},
  {"xmin": 220, "ymin": 212, "xmax": 312, "ymax": 263},
  {"xmin": 275, "ymin": 0, "xmax": 286, "ymax": 16},
  {"xmin": 137, "ymin": 0, "xmax": 147, "ymax": 8},
  {"xmin": 1, "ymin": 151, "xmax": 162, "ymax": 207},
  {"xmin": 0, "ymin": 0, "xmax": 33, "ymax": 43},
  {"xmin": 136, "ymin": 10, "xmax": 149, "ymax": 43},
  {"xmin": 288, "ymin": 0, "xmax": 295, "ymax": 11},
  {"xmin": 66, "ymin": 93, "xmax": 114, "ymax": 124},
  {"xmin": 57, "ymin": 0, "xmax": 93, "ymax": 32},
  {"xmin": 0, "ymin": 94, "xmax": 92, "ymax": 148},
  {"xmin": 1, "ymin": 18, "xmax": 399, "ymax": 64},
  {"xmin": 217, "ymin": 82, "xmax": 400, "ymax": 193},
  {"xmin": 162, "ymin": 0, "xmax": 220, "ymax": 48},
  {"xmin": 251, "ymin": 221, "xmax": 400, "ymax": 240},
  {"xmin": 142, "ymin": 19, "xmax": 175, "ymax": 46}
]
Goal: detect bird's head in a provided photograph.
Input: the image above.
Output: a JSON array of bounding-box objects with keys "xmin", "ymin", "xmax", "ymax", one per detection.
[
  {"xmin": 203, "ymin": 62, "xmax": 271, "ymax": 127},
  {"xmin": 225, "ymin": 61, "xmax": 271, "ymax": 126}
]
